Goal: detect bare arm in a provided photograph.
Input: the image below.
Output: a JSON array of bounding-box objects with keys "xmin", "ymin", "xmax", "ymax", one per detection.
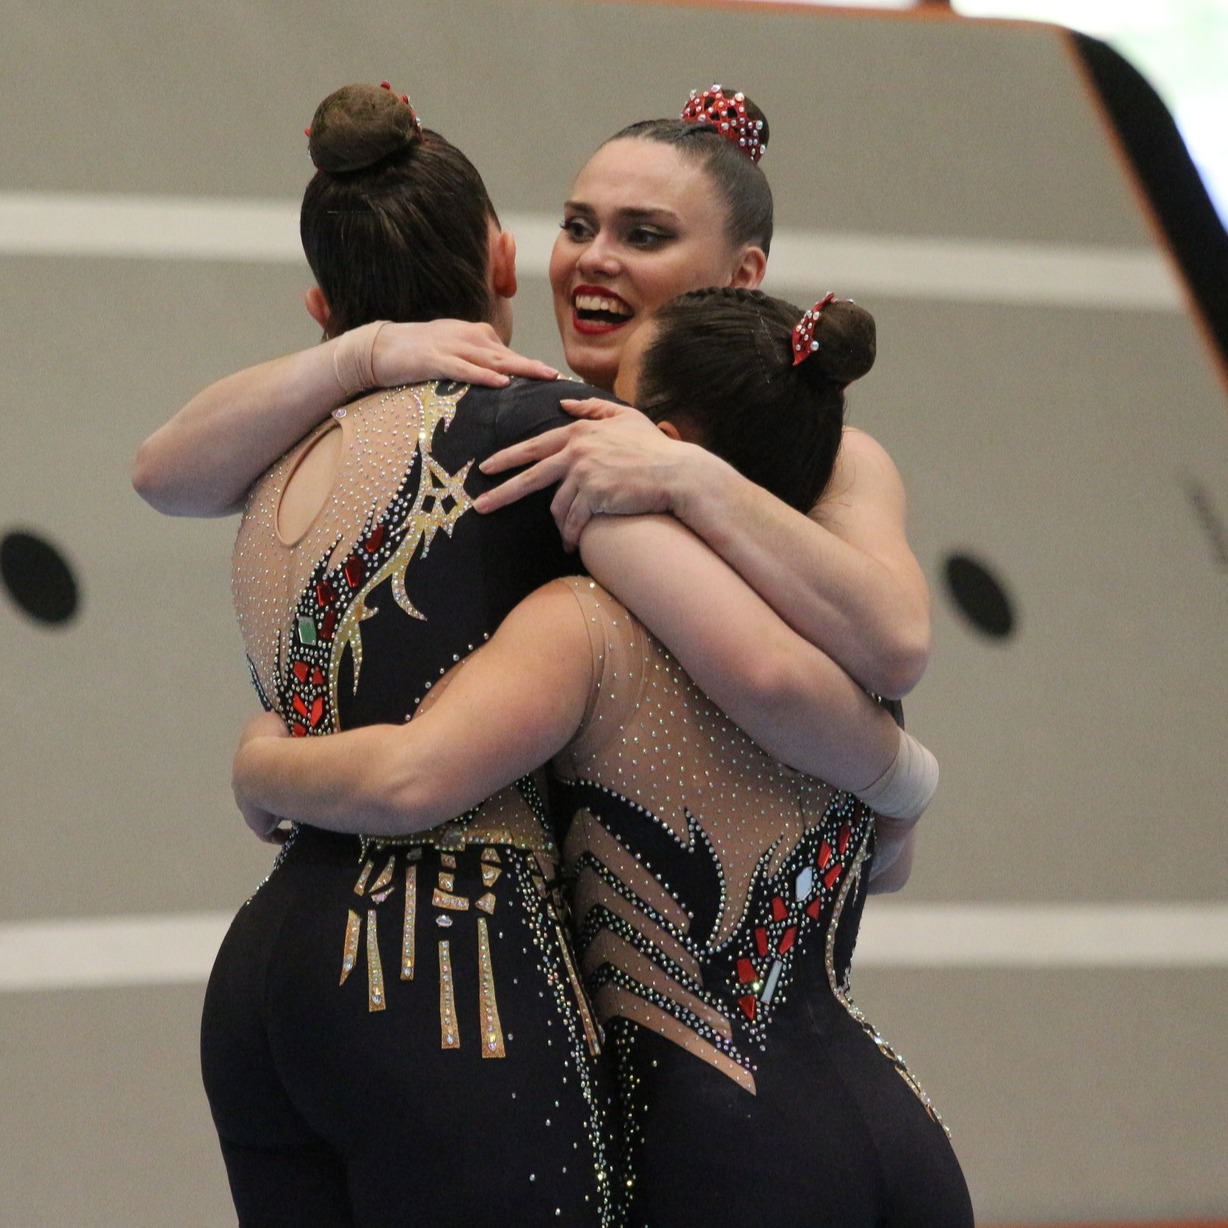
[
  {"xmin": 232, "ymin": 582, "xmax": 592, "ymax": 838},
  {"xmin": 682, "ymin": 427, "xmax": 931, "ymax": 699},
  {"xmin": 478, "ymin": 404, "xmax": 930, "ymax": 698},
  {"xmin": 133, "ymin": 320, "xmax": 558, "ymax": 517},
  {"xmin": 581, "ymin": 512, "xmax": 932, "ymax": 895}
]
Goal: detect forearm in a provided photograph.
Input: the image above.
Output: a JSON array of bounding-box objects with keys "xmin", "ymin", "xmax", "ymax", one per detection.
[
  {"xmin": 578, "ymin": 514, "xmax": 901, "ymax": 792},
  {"xmin": 233, "ymin": 584, "xmax": 592, "ymax": 837},
  {"xmin": 234, "ymin": 722, "xmax": 461, "ymax": 836},
  {"xmin": 669, "ymin": 448, "xmax": 930, "ymax": 698},
  {"xmin": 133, "ymin": 340, "xmax": 349, "ymax": 517},
  {"xmin": 731, "ymin": 643, "xmax": 907, "ymax": 792}
]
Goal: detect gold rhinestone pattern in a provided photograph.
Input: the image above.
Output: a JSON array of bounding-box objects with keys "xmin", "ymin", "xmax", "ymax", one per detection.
[
  {"xmin": 438, "ymin": 939, "xmax": 459, "ymax": 1049},
  {"xmin": 476, "ymin": 918, "xmax": 506, "ymax": 1059}
]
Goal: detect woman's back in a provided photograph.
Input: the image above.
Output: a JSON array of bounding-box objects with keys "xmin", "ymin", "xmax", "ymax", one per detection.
[
  {"xmin": 209, "ymin": 380, "xmax": 619, "ymax": 1227},
  {"xmin": 551, "ymin": 577, "xmax": 973, "ymax": 1227}
]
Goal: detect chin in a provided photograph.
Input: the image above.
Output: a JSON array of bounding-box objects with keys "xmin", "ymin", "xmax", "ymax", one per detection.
[{"xmin": 565, "ymin": 345, "xmax": 618, "ymax": 392}]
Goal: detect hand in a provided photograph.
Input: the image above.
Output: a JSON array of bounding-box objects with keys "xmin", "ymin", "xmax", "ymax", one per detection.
[
  {"xmin": 233, "ymin": 711, "xmax": 292, "ymax": 844},
  {"xmin": 476, "ymin": 401, "xmax": 698, "ymax": 548},
  {"xmin": 372, "ymin": 320, "xmax": 558, "ymax": 389},
  {"xmin": 867, "ymin": 815, "xmax": 917, "ymax": 894}
]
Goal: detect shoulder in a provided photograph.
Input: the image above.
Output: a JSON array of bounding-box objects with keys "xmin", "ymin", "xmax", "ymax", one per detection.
[
  {"xmin": 815, "ymin": 427, "xmax": 908, "ymax": 528},
  {"xmin": 834, "ymin": 427, "xmax": 903, "ymax": 482},
  {"xmin": 487, "ymin": 376, "xmax": 615, "ymax": 446}
]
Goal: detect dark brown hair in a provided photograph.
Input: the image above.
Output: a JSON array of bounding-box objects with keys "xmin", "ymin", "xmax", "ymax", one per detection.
[
  {"xmin": 606, "ymin": 92, "xmax": 773, "ymax": 254},
  {"xmin": 635, "ymin": 288, "xmax": 876, "ymax": 512},
  {"xmin": 300, "ymin": 83, "xmax": 497, "ymax": 336}
]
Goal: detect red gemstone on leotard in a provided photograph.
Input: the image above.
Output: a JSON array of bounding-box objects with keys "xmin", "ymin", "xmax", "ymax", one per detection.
[
  {"xmin": 292, "ymin": 695, "xmax": 309, "ymax": 718},
  {"xmin": 311, "ymin": 667, "xmax": 325, "ymax": 687},
  {"xmin": 771, "ymin": 897, "xmax": 788, "ymax": 922},
  {"xmin": 737, "ymin": 958, "xmax": 757, "ymax": 984},
  {"xmin": 344, "ymin": 555, "xmax": 365, "ymax": 588},
  {"xmin": 364, "ymin": 525, "xmax": 386, "ymax": 553},
  {"xmin": 316, "ymin": 581, "xmax": 335, "ymax": 607},
  {"xmin": 309, "ymin": 696, "xmax": 325, "ymax": 727},
  {"xmin": 778, "ymin": 927, "xmax": 797, "ymax": 954},
  {"xmin": 838, "ymin": 821, "xmax": 851, "ymax": 855},
  {"xmin": 754, "ymin": 927, "xmax": 769, "ymax": 957},
  {"xmin": 321, "ymin": 609, "xmax": 338, "ymax": 641},
  {"xmin": 739, "ymin": 995, "xmax": 757, "ymax": 1021},
  {"xmin": 293, "ymin": 661, "xmax": 310, "ymax": 683},
  {"xmin": 817, "ymin": 840, "xmax": 833, "ymax": 870},
  {"xmin": 824, "ymin": 865, "xmax": 843, "ymax": 890}
]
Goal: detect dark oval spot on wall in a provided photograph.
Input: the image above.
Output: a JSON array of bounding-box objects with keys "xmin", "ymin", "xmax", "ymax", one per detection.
[
  {"xmin": 943, "ymin": 553, "xmax": 1015, "ymax": 640},
  {"xmin": 1, "ymin": 530, "xmax": 81, "ymax": 626}
]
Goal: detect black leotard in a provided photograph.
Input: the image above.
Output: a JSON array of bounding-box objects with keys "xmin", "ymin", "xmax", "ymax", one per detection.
[
  {"xmin": 202, "ymin": 379, "xmax": 615, "ymax": 1228},
  {"xmin": 550, "ymin": 578, "xmax": 974, "ymax": 1227}
]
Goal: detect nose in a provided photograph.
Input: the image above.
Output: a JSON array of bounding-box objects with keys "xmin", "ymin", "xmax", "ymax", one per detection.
[{"xmin": 575, "ymin": 231, "xmax": 620, "ymax": 279}]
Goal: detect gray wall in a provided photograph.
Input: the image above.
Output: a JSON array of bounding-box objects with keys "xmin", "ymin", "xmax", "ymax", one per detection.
[{"xmin": 2, "ymin": 1, "xmax": 1226, "ymax": 1223}]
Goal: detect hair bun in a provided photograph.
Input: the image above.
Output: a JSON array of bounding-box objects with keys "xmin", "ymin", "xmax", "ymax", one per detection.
[
  {"xmin": 680, "ymin": 84, "xmax": 768, "ymax": 163},
  {"xmin": 307, "ymin": 82, "xmax": 422, "ymax": 174},
  {"xmin": 793, "ymin": 297, "xmax": 876, "ymax": 387}
]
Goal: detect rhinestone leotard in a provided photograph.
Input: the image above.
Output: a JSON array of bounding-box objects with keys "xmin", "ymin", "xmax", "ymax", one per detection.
[
  {"xmin": 202, "ymin": 379, "xmax": 615, "ymax": 1228},
  {"xmin": 551, "ymin": 578, "xmax": 974, "ymax": 1228}
]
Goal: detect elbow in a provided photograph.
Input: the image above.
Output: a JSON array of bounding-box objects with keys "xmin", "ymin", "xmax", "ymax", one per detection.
[
  {"xmin": 131, "ymin": 444, "xmax": 242, "ymax": 518},
  {"xmin": 864, "ymin": 619, "xmax": 931, "ymax": 700},
  {"xmin": 131, "ymin": 441, "xmax": 171, "ymax": 512},
  {"xmin": 372, "ymin": 774, "xmax": 448, "ymax": 837}
]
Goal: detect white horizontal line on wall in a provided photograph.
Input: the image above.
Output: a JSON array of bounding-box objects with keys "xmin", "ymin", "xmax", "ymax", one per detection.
[
  {"xmin": 0, "ymin": 192, "xmax": 305, "ymax": 262},
  {"xmin": 0, "ymin": 191, "xmax": 1183, "ymax": 310},
  {"xmin": 855, "ymin": 902, "xmax": 1228, "ymax": 968},
  {"xmin": 2, "ymin": 903, "xmax": 1226, "ymax": 992}
]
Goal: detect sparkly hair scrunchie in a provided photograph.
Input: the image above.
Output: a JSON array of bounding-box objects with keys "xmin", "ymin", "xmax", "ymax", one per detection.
[
  {"xmin": 792, "ymin": 293, "xmax": 838, "ymax": 366},
  {"xmin": 681, "ymin": 84, "xmax": 765, "ymax": 164}
]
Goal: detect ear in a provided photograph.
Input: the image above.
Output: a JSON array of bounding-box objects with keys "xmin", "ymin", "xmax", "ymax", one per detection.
[
  {"xmin": 491, "ymin": 228, "xmax": 518, "ymax": 300},
  {"xmin": 728, "ymin": 245, "xmax": 767, "ymax": 290},
  {"xmin": 656, "ymin": 420, "xmax": 683, "ymax": 441},
  {"xmin": 304, "ymin": 286, "xmax": 332, "ymax": 333}
]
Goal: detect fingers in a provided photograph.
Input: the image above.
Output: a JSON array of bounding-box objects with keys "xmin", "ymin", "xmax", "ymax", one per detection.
[
  {"xmin": 493, "ymin": 354, "xmax": 559, "ymax": 381},
  {"xmin": 238, "ymin": 798, "xmax": 285, "ymax": 843},
  {"xmin": 560, "ymin": 397, "xmax": 629, "ymax": 420},
  {"xmin": 479, "ymin": 425, "xmax": 573, "ymax": 475},
  {"xmin": 559, "ymin": 489, "xmax": 597, "ymax": 551},
  {"xmin": 473, "ymin": 455, "xmax": 569, "ymax": 513},
  {"xmin": 371, "ymin": 319, "xmax": 558, "ymax": 388},
  {"xmin": 454, "ymin": 351, "xmax": 559, "ymax": 387},
  {"xmin": 443, "ymin": 361, "xmax": 513, "ymax": 389},
  {"xmin": 548, "ymin": 475, "xmax": 580, "ymax": 544}
]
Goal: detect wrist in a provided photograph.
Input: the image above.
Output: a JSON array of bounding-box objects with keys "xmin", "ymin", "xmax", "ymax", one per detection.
[
  {"xmin": 669, "ymin": 441, "xmax": 730, "ymax": 527},
  {"xmin": 332, "ymin": 321, "xmax": 390, "ymax": 398},
  {"xmin": 854, "ymin": 728, "xmax": 939, "ymax": 821}
]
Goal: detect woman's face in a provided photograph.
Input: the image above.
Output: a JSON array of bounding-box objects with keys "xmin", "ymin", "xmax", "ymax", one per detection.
[{"xmin": 549, "ymin": 138, "xmax": 764, "ymax": 390}]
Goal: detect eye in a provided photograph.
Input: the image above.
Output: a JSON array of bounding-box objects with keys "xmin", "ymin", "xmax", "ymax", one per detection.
[
  {"xmin": 627, "ymin": 227, "xmax": 670, "ymax": 248},
  {"xmin": 559, "ymin": 216, "xmax": 593, "ymax": 242}
]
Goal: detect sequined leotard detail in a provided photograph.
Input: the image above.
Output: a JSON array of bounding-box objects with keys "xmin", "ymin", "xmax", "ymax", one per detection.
[
  {"xmin": 551, "ymin": 579, "xmax": 974, "ymax": 1228},
  {"xmin": 202, "ymin": 380, "xmax": 614, "ymax": 1228}
]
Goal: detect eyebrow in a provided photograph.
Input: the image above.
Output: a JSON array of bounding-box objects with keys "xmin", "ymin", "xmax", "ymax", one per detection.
[{"xmin": 563, "ymin": 201, "xmax": 682, "ymax": 225}]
